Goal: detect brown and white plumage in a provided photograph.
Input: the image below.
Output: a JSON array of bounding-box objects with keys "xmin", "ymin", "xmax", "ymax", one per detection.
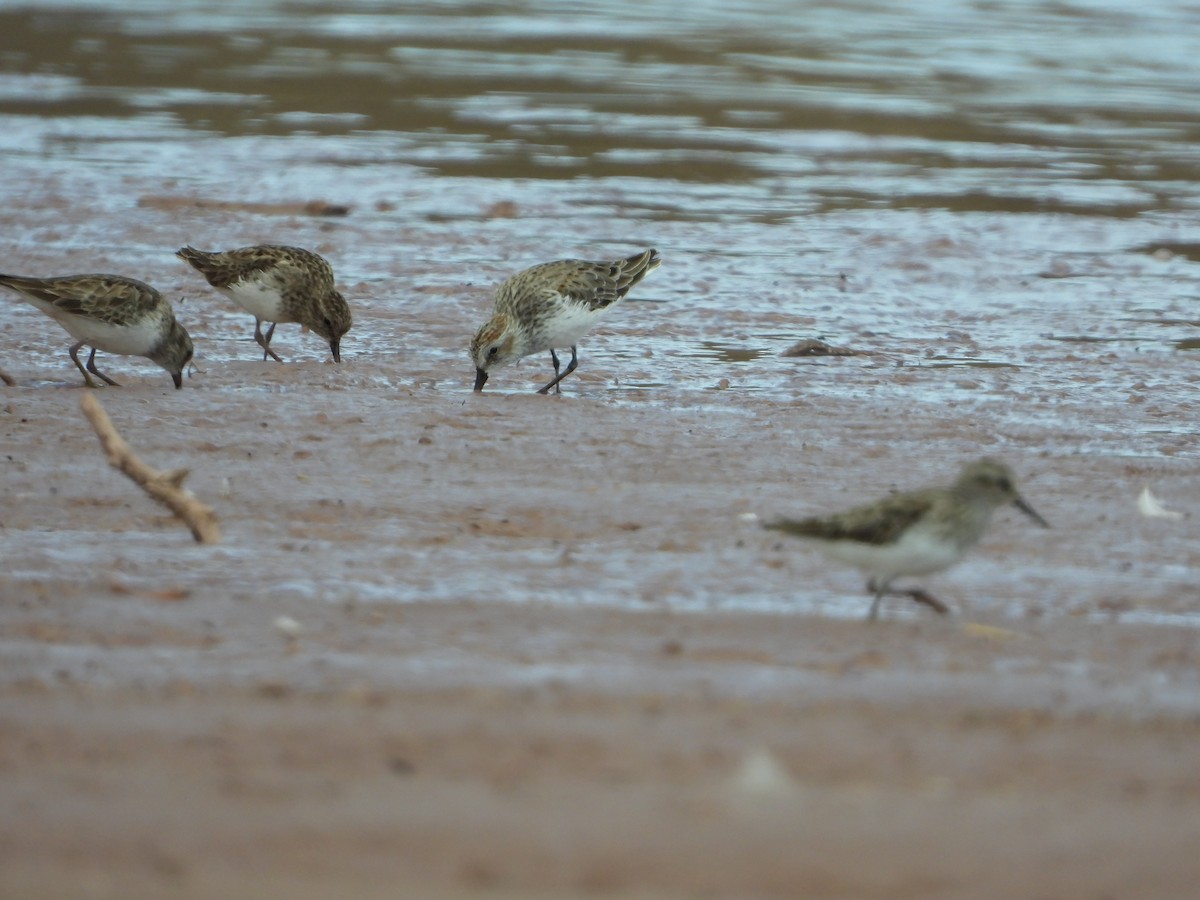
[
  {"xmin": 764, "ymin": 458, "xmax": 1049, "ymax": 620},
  {"xmin": 0, "ymin": 273, "xmax": 194, "ymax": 388},
  {"xmin": 177, "ymin": 244, "xmax": 351, "ymax": 363},
  {"xmin": 469, "ymin": 248, "xmax": 660, "ymax": 394}
]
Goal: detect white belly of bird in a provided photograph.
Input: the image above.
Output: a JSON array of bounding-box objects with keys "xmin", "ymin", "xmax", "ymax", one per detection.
[
  {"xmin": 45, "ymin": 309, "xmax": 162, "ymax": 355},
  {"xmin": 532, "ymin": 299, "xmax": 606, "ymax": 352},
  {"xmin": 223, "ymin": 277, "xmax": 287, "ymax": 322},
  {"xmin": 817, "ymin": 526, "xmax": 965, "ymax": 581}
]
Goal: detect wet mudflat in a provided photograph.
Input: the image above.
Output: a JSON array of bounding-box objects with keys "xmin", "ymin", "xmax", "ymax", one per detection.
[{"xmin": 3, "ymin": 1, "xmax": 1200, "ymax": 897}]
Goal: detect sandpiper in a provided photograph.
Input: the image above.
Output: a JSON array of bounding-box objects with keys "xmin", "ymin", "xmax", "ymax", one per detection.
[
  {"xmin": 0, "ymin": 273, "xmax": 194, "ymax": 388},
  {"xmin": 469, "ymin": 249, "xmax": 660, "ymax": 394},
  {"xmin": 763, "ymin": 458, "xmax": 1049, "ymax": 620},
  {"xmin": 176, "ymin": 244, "xmax": 351, "ymax": 363}
]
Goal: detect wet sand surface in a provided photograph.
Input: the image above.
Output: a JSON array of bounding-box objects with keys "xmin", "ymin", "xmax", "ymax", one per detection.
[
  {"xmin": 4, "ymin": 261, "xmax": 1200, "ymax": 896},
  {"xmin": 4, "ymin": 2, "xmax": 1200, "ymax": 897},
  {"xmin": 3, "ymin": 609, "xmax": 1200, "ymax": 900}
]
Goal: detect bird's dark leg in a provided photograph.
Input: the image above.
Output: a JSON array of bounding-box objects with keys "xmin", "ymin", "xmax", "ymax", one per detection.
[
  {"xmin": 69, "ymin": 342, "xmax": 98, "ymax": 387},
  {"xmin": 85, "ymin": 348, "xmax": 120, "ymax": 386},
  {"xmin": 866, "ymin": 578, "xmax": 888, "ymax": 621},
  {"xmin": 255, "ymin": 319, "xmax": 284, "ymax": 363},
  {"xmin": 901, "ymin": 589, "xmax": 950, "ymax": 615},
  {"xmin": 536, "ymin": 345, "xmax": 580, "ymax": 395},
  {"xmin": 70, "ymin": 343, "xmax": 119, "ymax": 387},
  {"xmin": 865, "ymin": 579, "xmax": 949, "ymax": 619}
]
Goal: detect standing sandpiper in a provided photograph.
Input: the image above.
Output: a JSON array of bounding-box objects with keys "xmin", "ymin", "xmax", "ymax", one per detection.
[
  {"xmin": 469, "ymin": 249, "xmax": 660, "ymax": 394},
  {"xmin": 763, "ymin": 458, "xmax": 1050, "ymax": 620},
  {"xmin": 0, "ymin": 273, "xmax": 194, "ymax": 388},
  {"xmin": 176, "ymin": 244, "xmax": 351, "ymax": 363}
]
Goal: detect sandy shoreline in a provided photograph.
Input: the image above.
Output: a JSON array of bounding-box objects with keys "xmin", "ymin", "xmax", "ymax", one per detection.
[
  {"xmin": 4, "ymin": 344, "xmax": 1200, "ymax": 897},
  {"xmin": 2, "ymin": 129, "xmax": 1200, "ymax": 895},
  {"xmin": 4, "ymin": 600, "xmax": 1200, "ymax": 899}
]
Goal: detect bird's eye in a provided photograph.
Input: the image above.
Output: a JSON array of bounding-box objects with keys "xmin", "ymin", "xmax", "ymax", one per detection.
[
  {"xmin": 997, "ymin": 477, "xmax": 1012, "ymax": 491},
  {"xmin": 323, "ymin": 317, "xmax": 333, "ymax": 330},
  {"xmin": 488, "ymin": 346, "xmax": 500, "ymax": 358}
]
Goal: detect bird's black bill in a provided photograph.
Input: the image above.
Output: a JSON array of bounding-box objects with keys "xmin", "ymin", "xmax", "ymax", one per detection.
[
  {"xmin": 761, "ymin": 516, "xmax": 820, "ymax": 539},
  {"xmin": 473, "ymin": 368, "xmax": 489, "ymax": 392},
  {"xmin": 330, "ymin": 340, "xmax": 341, "ymax": 363},
  {"xmin": 172, "ymin": 372, "xmax": 183, "ymax": 389},
  {"xmin": 1014, "ymin": 495, "xmax": 1050, "ymax": 528}
]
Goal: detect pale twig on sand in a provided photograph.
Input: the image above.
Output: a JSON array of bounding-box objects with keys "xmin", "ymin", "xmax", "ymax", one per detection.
[{"xmin": 80, "ymin": 394, "xmax": 221, "ymax": 544}]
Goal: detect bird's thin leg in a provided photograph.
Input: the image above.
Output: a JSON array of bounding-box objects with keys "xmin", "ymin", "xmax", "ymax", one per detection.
[
  {"xmin": 866, "ymin": 579, "xmax": 949, "ymax": 619},
  {"xmin": 901, "ymin": 589, "xmax": 950, "ymax": 615},
  {"xmin": 85, "ymin": 347, "xmax": 120, "ymax": 386},
  {"xmin": 255, "ymin": 320, "xmax": 283, "ymax": 363},
  {"xmin": 68, "ymin": 342, "xmax": 97, "ymax": 388},
  {"xmin": 866, "ymin": 578, "xmax": 888, "ymax": 621},
  {"xmin": 539, "ymin": 348, "xmax": 562, "ymax": 394},
  {"xmin": 84, "ymin": 348, "xmax": 120, "ymax": 386},
  {"xmin": 70, "ymin": 343, "xmax": 118, "ymax": 387},
  {"xmin": 536, "ymin": 345, "xmax": 580, "ymax": 395}
]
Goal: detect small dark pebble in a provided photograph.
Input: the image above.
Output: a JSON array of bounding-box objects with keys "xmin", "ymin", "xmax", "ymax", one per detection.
[{"xmin": 781, "ymin": 338, "xmax": 859, "ymax": 357}]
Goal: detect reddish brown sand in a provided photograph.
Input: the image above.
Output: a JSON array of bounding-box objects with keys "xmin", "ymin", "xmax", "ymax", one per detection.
[{"xmin": 3, "ymin": 194, "xmax": 1200, "ymax": 899}]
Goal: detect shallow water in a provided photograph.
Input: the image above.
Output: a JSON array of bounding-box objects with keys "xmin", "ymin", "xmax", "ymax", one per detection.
[
  {"xmin": 2, "ymin": 1, "xmax": 1199, "ymax": 627},
  {"xmin": 2, "ymin": 1, "xmax": 1199, "ymax": 367},
  {"xmin": 5, "ymin": 1, "xmax": 1200, "ymax": 202}
]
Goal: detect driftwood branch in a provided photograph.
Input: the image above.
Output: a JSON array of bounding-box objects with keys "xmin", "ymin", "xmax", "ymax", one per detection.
[
  {"xmin": 0, "ymin": 367, "xmax": 14, "ymax": 386},
  {"xmin": 80, "ymin": 394, "xmax": 222, "ymax": 544}
]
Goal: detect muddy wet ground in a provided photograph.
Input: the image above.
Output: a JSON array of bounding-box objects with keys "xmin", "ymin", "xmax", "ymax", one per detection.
[
  {"xmin": 4, "ymin": 2, "xmax": 1200, "ymax": 897},
  {"xmin": 4, "ymin": 233, "xmax": 1200, "ymax": 896}
]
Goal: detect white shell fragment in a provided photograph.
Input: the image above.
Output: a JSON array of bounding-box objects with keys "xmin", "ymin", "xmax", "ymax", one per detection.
[
  {"xmin": 1137, "ymin": 486, "xmax": 1184, "ymax": 521},
  {"xmin": 273, "ymin": 615, "xmax": 303, "ymax": 637},
  {"xmin": 731, "ymin": 749, "xmax": 796, "ymax": 797}
]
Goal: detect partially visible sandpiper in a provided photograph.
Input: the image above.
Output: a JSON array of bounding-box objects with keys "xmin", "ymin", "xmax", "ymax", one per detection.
[
  {"xmin": 763, "ymin": 458, "xmax": 1049, "ymax": 620},
  {"xmin": 0, "ymin": 273, "xmax": 194, "ymax": 389},
  {"xmin": 469, "ymin": 248, "xmax": 660, "ymax": 394},
  {"xmin": 176, "ymin": 244, "xmax": 351, "ymax": 363}
]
